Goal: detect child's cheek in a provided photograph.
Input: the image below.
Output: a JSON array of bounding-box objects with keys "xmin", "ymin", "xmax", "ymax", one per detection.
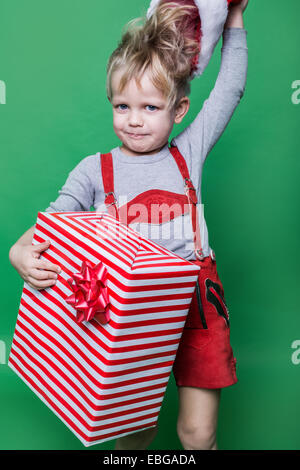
[{"xmin": 113, "ymin": 114, "xmax": 124, "ymax": 131}]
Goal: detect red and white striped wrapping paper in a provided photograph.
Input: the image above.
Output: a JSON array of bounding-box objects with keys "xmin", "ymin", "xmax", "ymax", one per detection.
[{"xmin": 8, "ymin": 211, "xmax": 200, "ymax": 447}]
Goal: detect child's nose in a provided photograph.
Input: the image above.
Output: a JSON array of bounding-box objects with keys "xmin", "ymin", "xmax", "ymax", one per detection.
[{"xmin": 128, "ymin": 110, "xmax": 143, "ymax": 126}]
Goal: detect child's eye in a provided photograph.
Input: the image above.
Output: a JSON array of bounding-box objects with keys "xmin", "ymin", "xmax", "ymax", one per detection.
[
  {"xmin": 117, "ymin": 104, "xmax": 128, "ymax": 110},
  {"xmin": 146, "ymin": 105, "xmax": 157, "ymax": 111}
]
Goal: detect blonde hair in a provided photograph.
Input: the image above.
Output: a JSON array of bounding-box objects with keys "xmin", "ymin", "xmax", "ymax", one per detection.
[{"xmin": 106, "ymin": 1, "xmax": 201, "ymax": 111}]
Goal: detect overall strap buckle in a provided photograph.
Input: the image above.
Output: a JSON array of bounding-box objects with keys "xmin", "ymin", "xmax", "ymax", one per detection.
[
  {"xmin": 184, "ymin": 178, "xmax": 197, "ymax": 205},
  {"xmin": 195, "ymin": 248, "xmax": 205, "ymax": 261},
  {"xmin": 105, "ymin": 191, "xmax": 118, "ymax": 209}
]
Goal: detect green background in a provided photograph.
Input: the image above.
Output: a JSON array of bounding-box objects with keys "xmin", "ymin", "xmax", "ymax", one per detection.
[{"xmin": 1, "ymin": 0, "xmax": 300, "ymax": 450}]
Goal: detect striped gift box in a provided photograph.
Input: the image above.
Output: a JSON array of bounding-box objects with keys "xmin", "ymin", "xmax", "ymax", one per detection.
[{"xmin": 8, "ymin": 211, "xmax": 200, "ymax": 447}]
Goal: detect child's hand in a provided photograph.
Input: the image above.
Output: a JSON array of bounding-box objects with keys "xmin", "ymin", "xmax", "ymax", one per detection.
[
  {"xmin": 225, "ymin": 0, "xmax": 249, "ymax": 29},
  {"xmin": 230, "ymin": 0, "xmax": 249, "ymax": 13},
  {"xmin": 238, "ymin": 0, "xmax": 249, "ymax": 12},
  {"xmin": 10, "ymin": 240, "xmax": 61, "ymax": 291}
]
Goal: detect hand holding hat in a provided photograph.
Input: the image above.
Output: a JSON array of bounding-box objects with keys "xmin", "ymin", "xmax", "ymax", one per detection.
[{"xmin": 147, "ymin": 0, "xmax": 244, "ymax": 78}]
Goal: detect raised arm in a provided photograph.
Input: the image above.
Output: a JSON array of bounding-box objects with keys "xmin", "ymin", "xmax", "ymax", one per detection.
[
  {"xmin": 172, "ymin": 4, "xmax": 248, "ymax": 171},
  {"xmin": 201, "ymin": 21, "xmax": 248, "ymax": 158}
]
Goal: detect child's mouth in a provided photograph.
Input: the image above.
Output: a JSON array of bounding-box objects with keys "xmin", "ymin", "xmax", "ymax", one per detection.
[{"xmin": 127, "ymin": 132, "xmax": 148, "ymax": 139}]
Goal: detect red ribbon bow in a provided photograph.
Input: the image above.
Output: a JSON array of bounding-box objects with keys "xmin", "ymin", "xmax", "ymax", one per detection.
[{"xmin": 65, "ymin": 259, "xmax": 110, "ymax": 324}]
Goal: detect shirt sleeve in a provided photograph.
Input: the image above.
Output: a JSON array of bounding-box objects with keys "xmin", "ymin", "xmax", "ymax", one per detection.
[
  {"xmin": 172, "ymin": 27, "xmax": 248, "ymax": 185},
  {"xmin": 44, "ymin": 155, "xmax": 96, "ymax": 212}
]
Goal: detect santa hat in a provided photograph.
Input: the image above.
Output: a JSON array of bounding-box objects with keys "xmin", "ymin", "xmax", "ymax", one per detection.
[{"xmin": 146, "ymin": 0, "xmax": 242, "ymax": 78}]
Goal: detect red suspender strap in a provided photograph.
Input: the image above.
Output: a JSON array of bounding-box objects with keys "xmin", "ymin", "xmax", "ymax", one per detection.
[
  {"xmin": 100, "ymin": 152, "xmax": 119, "ymax": 220},
  {"xmin": 169, "ymin": 145, "xmax": 204, "ymax": 260}
]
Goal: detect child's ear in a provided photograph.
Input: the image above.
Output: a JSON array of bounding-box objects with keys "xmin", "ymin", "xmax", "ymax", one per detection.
[
  {"xmin": 174, "ymin": 97, "xmax": 190, "ymax": 124},
  {"xmin": 107, "ymin": 96, "xmax": 111, "ymax": 103}
]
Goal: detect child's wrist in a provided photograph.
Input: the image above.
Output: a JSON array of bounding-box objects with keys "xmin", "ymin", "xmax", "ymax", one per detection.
[{"xmin": 224, "ymin": 6, "xmax": 244, "ymax": 29}]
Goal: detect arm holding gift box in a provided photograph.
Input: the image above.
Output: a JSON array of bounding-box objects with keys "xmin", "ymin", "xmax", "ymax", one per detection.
[
  {"xmin": 9, "ymin": 226, "xmax": 61, "ymax": 290},
  {"xmin": 8, "ymin": 156, "xmax": 95, "ymax": 289}
]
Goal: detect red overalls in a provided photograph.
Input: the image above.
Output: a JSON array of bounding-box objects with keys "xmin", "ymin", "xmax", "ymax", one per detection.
[{"xmin": 100, "ymin": 145, "xmax": 237, "ymax": 389}]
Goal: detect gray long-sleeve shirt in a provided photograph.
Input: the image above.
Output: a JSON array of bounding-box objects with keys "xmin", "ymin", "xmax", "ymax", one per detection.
[{"xmin": 45, "ymin": 27, "xmax": 248, "ymax": 261}]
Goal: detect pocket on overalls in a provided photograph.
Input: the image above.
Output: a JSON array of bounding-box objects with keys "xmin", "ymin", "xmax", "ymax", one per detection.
[
  {"xmin": 195, "ymin": 278, "xmax": 208, "ymax": 329},
  {"xmin": 184, "ymin": 265, "xmax": 209, "ymax": 330},
  {"xmin": 203, "ymin": 260, "xmax": 230, "ymax": 330}
]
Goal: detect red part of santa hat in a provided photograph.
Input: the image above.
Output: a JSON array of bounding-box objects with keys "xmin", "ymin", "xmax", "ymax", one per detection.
[{"xmin": 147, "ymin": 0, "xmax": 242, "ymax": 78}]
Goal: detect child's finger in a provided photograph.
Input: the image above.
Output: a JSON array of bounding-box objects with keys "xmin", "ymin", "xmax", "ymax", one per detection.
[
  {"xmin": 33, "ymin": 240, "xmax": 51, "ymax": 250},
  {"xmin": 31, "ymin": 240, "xmax": 51, "ymax": 256},
  {"xmin": 33, "ymin": 258, "xmax": 61, "ymax": 274},
  {"xmin": 27, "ymin": 275, "xmax": 57, "ymax": 290},
  {"xmin": 29, "ymin": 268, "xmax": 58, "ymax": 281}
]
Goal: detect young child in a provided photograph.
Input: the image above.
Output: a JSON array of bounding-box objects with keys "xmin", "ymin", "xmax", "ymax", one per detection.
[{"xmin": 9, "ymin": 0, "xmax": 249, "ymax": 450}]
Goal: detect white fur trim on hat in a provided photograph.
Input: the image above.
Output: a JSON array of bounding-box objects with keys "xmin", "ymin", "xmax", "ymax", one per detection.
[{"xmin": 146, "ymin": 0, "xmax": 229, "ymax": 77}]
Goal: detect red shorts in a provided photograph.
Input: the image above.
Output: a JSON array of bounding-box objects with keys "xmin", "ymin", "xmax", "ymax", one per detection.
[{"xmin": 172, "ymin": 253, "xmax": 238, "ymax": 389}]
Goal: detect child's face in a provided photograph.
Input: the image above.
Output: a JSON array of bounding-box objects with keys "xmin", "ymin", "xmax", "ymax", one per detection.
[{"xmin": 109, "ymin": 67, "xmax": 189, "ymax": 156}]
